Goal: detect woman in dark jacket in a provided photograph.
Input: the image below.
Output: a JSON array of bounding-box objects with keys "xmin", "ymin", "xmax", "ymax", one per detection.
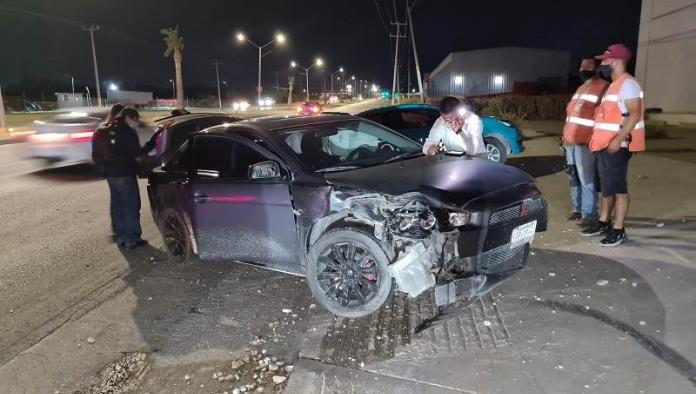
[{"xmin": 92, "ymin": 107, "xmax": 147, "ymax": 249}]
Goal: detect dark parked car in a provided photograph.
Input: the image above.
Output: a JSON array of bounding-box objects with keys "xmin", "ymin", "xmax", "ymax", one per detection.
[
  {"xmin": 147, "ymin": 114, "xmax": 547, "ymax": 317},
  {"xmin": 358, "ymin": 103, "xmax": 524, "ymax": 163}
]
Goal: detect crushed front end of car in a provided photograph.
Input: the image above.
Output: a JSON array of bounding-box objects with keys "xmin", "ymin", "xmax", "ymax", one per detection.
[{"xmin": 300, "ymin": 181, "xmax": 547, "ymax": 318}]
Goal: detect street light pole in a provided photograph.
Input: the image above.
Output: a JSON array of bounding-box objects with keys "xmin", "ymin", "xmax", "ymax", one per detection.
[
  {"xmin": 329, "ymin": 67, "xmax": 344, "ymax": 94},
  {"xmin": 82, "ymin": 25, "xmax": 102, "ymax": 107},
  {"xmin": 169, "ymin": 79, "xmax": 175, "ymax": 99},
  {"xmin": 236, "ymin": 32, "xmax": 286, "ymax": 108},
  {"xmin": 291, "ymin": 58, "xmax": 323, "ymax": 101},
  {"xmin": 70, "ymin": 76, "xmax": 75, "ymax": 96},
  {"xmin": 212, "ymin": 59, "xmax": 222, "ymax": 108}
]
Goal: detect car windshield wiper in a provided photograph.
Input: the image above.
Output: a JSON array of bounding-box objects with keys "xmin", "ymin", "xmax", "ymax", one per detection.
[
  {"xmin": 315, "ymin": 165, "xmax": 363, "ymax": 173},
  {"xmin": 383, "ymin": 150, "xmax": 424, "ymax": 163}
]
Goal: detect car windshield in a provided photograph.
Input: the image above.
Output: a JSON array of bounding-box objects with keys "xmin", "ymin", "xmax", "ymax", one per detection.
[{"xmin": 279, "ymin": 119, "xmax": 422, "ymax": 172}]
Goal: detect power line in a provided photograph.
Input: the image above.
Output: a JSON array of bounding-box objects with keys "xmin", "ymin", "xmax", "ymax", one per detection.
[{"xmin": 373, "ymin": 0, "xmax": 391, "ymax": 35}]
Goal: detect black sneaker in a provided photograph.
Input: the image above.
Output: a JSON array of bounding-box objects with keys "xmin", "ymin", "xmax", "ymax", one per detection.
[
  {"xmin": 567, "ymin": 212, "xmax": 582, "ymax": 221},
  {"xmin": 581, "ymin": 221, "xmax": 611, "ymax": 236},
  {"xmin": 600, "ymin": 228, "xmax": 628, "ymax": 247},
  {"xmin": 578, "ymin": 218, "xmax": 597, "ymax": 228}
]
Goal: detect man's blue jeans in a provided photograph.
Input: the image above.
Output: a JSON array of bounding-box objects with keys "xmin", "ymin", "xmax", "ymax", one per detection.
[
  {"xmin": 565, "ymin": 144, "xmax": 598, "ymax": 220},
  {"xmin": 106, "ymin": 176, "xmax": 142, "ymax": 245}
]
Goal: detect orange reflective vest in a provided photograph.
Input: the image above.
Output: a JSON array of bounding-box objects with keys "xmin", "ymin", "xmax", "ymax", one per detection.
[
  {"xmin": 589, "ymin": 73, "xmax": 646, "ymax": 152},
  {"xmin": 563, "ymin": 78, "xmax": 608, "ymax": 145}
]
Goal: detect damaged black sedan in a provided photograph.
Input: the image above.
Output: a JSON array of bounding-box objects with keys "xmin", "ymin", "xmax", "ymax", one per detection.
[{"xmin": 147, "ymin": 114, "xmax": 547, "ymax": 317}]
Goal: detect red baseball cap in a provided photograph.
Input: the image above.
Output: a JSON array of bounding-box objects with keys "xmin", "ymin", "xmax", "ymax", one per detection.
[{"xmin": 596, "ymin": 44, "xmax": 632, "ymax": 61}]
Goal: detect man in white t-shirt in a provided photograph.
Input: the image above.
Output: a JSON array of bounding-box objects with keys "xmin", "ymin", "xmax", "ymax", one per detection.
[{"xmin": 422, "ymin": 97, "xmax": 486, "ymax": 156}]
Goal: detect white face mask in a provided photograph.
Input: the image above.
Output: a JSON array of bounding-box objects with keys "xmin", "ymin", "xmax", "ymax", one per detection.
[{"xmin": 127, "ymin": 120, "xmax": 139, "ymax": 130}]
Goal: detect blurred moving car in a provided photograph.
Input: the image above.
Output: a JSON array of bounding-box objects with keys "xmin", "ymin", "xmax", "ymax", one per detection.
[
  {"xmin": 147, "ymin": 114, "xmax": 546, "ymax": 318},
  {"xmin": 358, "ymin": 104, "xmax": 524, "ymax": 163},
  {"xmin": 26, "ymin": 110, "xmax": 107, "ymax": 166},
  {"xmin": 297, "ymin": 101, "xmax": 322, "ymax": 115},
  {"xmin": 258, "ymin": 97, "xmax": 275, "ymax": 109},
  {"xmin": 232, "ymin": 100, "xmax": 250, "ymax": 112}
]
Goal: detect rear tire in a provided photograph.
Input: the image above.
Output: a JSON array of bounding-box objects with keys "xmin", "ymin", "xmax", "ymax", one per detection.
[
  {"xmin": 158, "ymin": 208, "xmax": 194, "ymax": 263},
  {"xmin": 306, "ymin": 228, "xmax": 393, "ymax": 318},
  {"xmin": 485, "ymin": 137, "xmax": 508, "ymax": 163}
]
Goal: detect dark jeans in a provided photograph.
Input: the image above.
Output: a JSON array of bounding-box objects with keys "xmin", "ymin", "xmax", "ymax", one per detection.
[{"xmin": 106, "ymin": 176, "xmax": 142, "ymax": 245}]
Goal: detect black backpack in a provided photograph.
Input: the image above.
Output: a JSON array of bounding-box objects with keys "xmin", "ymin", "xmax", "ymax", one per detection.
[{"xmin": 91, "ymin": 124, "xmax": 118, "ymax": 165}]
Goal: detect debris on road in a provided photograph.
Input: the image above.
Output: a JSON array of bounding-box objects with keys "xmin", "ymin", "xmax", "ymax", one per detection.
[
  {"xmin": 281, "ymin": 308, "xmax": 292, "ymax": 314},
  {"xmin": 75, "ymin": 352, "xmax": 150, "ymax": 394},
  {"xmin": 272, "ymin": 375, "xmax": 287, "ymax": 384},
  {"xmin": 86, "ymin": 336, "xmax": 96, "ymax": 344},
  {"xmin": 596, "ymin": 279, "xmax": 609, "ymax": 286}
]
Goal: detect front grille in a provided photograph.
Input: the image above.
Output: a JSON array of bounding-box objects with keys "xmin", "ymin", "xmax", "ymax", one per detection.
[
  {"xmin": 479, "ymin": 243, "xmax": 527, "ymax": 273},
  {"xmin": 489, "ymin": 197, "xmax": 544, "ymax": 225}
]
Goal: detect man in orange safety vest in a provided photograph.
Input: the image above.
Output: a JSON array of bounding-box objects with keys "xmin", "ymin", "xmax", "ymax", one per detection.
[
  {"xmin": 581, "ymin": 44, "xmax": 645, "ymax": 247},
  {"xmin": 562, "ymin": 56, "xmax": 608, "ymax": 228}
]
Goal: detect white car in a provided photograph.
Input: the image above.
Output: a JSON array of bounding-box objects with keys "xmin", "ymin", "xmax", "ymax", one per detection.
[{"xmin": 26, "ymin": 111, "xmax": 107, "ymax": 167}]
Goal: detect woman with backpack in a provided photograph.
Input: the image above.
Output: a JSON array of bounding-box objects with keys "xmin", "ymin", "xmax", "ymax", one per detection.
[{"xmin": 92, "ymin": 106, "xmax": 148, "ymax": 249}]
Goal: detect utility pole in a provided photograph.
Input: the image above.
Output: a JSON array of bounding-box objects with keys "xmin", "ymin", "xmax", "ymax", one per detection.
[
  {"xmin": 212, "ymin": 59, "xmax": 222, "ymax": 108},
  {"xmin": 407, "ymin": 1, "xmax": 424, "ymax": 101},
  {"xmin": 82, "ymin": 25, "xmax": 102, "ymax": 107},
  {"xmin": 390, "ymin": 21, "xmax": 406, "ymax": 105},
  {"xmin": 0, "ymin": 84, "xmax": 6, "ymax": 134}
]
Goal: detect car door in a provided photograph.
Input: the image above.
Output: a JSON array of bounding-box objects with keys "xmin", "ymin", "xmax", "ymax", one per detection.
[{"xmin": 187, "ymin": 134, "xmax": 300, "ymax": 267}]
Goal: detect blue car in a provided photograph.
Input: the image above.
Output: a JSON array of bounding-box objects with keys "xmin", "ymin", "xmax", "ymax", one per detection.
[{"xmin": 358, "ymin": 103, "xmax": 524, "ymax": 163}]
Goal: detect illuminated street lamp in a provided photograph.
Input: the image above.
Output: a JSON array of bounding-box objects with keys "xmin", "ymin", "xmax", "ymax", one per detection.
[
  {"xmin": 291, "ymin": 58, "xmax": 324, "ymax": 100},
  {"xmin": 330, "ymin": 67, "xmax": 344, "ymax": 94},
  {"xmin": 236, "ymin": 31, "xmax": 287, "ymax": 106},
  {"xmin": 108, "ymin": 82, "xmax": 118, "ymax": 91}
]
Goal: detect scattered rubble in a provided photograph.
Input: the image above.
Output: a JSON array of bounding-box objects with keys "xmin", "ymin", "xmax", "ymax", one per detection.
[
  {"xmin": 596, "ymin": 279, "xmax": 609, "ymax": 286},
  {"xmin": 75, "ymin": 352, "xmax": 150, "ymax": 394},
  {"xmin": 86, "ymin": 336, "xmax": 96, "ymax": 344}
]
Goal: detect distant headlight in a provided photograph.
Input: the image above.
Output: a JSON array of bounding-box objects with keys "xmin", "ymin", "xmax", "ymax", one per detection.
[{"xmin": 449, "ymin": 212, "xmax": 471, "ymax": 227}]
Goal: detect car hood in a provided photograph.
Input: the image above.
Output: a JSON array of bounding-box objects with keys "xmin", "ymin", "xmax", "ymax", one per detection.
[{"xmin": 324, "ymin": 155, "xmax": 535, "ymax": 209}]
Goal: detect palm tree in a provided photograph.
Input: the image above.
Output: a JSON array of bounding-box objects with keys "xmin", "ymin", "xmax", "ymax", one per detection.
[
  {"xmin": 161, "ymin": 26, "xmax": 185, "ymax": 109},
  {"xmin": 287, "ymin": 75, "xmax": 295, "ymax": 105}
]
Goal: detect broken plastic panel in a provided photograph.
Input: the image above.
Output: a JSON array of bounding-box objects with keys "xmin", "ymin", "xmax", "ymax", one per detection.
[{"xmin": 390, "ymin": 242, "xmax": 436, "ymax": 297}]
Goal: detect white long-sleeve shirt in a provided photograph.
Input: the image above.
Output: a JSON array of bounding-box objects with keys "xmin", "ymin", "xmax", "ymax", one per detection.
[{"xmin": 422, "ymin": 114, "xmax": 486, "ymax": 155}]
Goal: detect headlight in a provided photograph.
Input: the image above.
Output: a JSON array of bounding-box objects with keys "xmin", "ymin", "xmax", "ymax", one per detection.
[{"xmin": 449, "ymin": 212, "xmax": 470, "ymax": 227}]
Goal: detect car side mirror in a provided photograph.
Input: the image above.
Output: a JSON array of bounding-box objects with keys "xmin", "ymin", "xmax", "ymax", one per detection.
[{"xmin": 248, "ymin": 160, "xmax": 281, "ymax": 180}]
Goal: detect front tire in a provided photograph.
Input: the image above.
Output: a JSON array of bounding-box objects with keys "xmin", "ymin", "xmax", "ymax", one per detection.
[
  {"xmin": 485, "ymin": 137, "xmax": 508, "ymax": 163},
  {"xmin": 306, "ymin": 228, "xmax": 393, "ymax": 318},
  {"xmin": 158, "ymin": 208, "xmax": 194, "ymax": 263}
]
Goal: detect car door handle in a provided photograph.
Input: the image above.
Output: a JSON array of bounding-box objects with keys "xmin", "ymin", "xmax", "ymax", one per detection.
[{"xmin": 192, "ymin": 192, "xmax": 211, "ymax": 204}]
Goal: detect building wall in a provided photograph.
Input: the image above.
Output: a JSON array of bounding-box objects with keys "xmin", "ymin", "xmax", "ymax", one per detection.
[
  {"xmin": 428, "ymin": 47, "xmax": 570, "ymax": 97},
  {"xmin": 635, "ymin": 0, "xmax": 696, "ymax": 112}
]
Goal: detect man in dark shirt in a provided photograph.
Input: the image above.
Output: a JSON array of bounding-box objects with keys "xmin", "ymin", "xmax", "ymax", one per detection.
[{"xmin": 92, "ymin": 107, "xmax": 147, "ymax": 249}]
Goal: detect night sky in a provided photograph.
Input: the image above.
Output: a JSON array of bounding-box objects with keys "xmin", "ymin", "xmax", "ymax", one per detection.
[{"xmin": 0, "ymin": 0, "xmax": 642, "ymax": 97}]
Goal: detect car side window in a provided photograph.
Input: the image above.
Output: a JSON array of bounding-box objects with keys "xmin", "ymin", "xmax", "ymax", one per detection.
[
  {"xmin": 169, "ymin": 123, "xmax": 198, "ymax": 151},
  {"xmin": 194, "ymin": 136, "xmax": 269, "ymax": 179},
  {"xmin": 400, "ymin": 110, "xmax": 435, "ymax": 129},
  {"xmin": 167, "ymin": 140, "xmax": 193, "ymax": 174}
]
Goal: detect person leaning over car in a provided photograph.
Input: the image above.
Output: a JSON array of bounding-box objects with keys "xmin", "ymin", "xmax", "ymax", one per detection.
[
  {"xmin": 92, "ymin": 107, "xmax": 148, "ymax": 249},
  {"xmin": 422, "ymin": 96, "xmax": 486, "ymax": 156},
  {"xmin": 582, "ymin": 44, "xmax": 646, "ymax": 247},
  {"xmin": 562, "ymin": 56, "xmax": 608, "ymax": 228}
]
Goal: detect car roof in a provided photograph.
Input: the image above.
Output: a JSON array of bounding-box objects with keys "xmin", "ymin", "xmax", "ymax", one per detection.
[
  {"xmin": 156, "ymin": 112, "xmax": 241, "ymax": 127},
  {"xmin": 236, "ymin": 113, "xmax": 357, "ymax": 132},
  {"xmin": 359, "ymin": 103, "xmax": 437, "ymax": 115}
]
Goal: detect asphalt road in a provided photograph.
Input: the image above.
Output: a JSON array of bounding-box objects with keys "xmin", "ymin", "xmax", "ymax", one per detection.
[
  {"xmin": 0, "ymin": 99, "xmax": 384, "ymax": 365},
  {"xmin": 1, "ymin": 102, "xmax": 695, "ymax": 393}
]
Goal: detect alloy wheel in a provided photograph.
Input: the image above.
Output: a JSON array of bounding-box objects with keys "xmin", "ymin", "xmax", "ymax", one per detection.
[
  {"xmin": 487, "ymin": 143, "xmax": 502, "ymax": 162},
  {"xmin": 163, "ymin": 213, "xmax": 187, "ymax": 260},
  {"xmin": 316, "ymin": 241, "xmax": 380, "ymax": 307}
]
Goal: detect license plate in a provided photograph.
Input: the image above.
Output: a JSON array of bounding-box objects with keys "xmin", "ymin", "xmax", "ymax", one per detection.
[{"xmin": 510, "ymin": 220, "xmax": 537, "ymax": 249}]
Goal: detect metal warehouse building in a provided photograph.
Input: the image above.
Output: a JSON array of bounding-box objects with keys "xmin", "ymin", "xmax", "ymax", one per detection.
[
  {"xmin": 426, "ymin": 47, "xmax": 570, "ymax": 97},
  {"xmin": 636, "ymin": 0, "xmax": 696, "ymax": 115}
]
